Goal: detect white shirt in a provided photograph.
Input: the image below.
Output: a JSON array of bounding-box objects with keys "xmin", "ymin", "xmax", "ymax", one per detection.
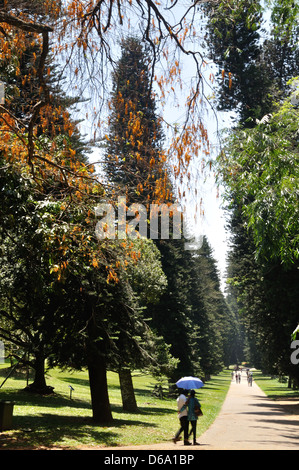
[{"xmin": 177, "ymin": 394, "xmax": 188, "ymax": 418}]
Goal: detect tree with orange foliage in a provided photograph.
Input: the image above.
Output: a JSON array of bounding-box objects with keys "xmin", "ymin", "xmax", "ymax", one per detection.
[
  {"xmin": 0, "ymin": 0, "xmax": 213, "ymax": 196},
  {"xmin": 0, "ymin": 0, "xmax": 99, "ymax": 199},
  {"xmin": 0, "ymin": 0, "xmax": 216, "ymax": 424},
  {"xmin": 104, "ymin": 36, "xmax": 169, "ymax": 206}
]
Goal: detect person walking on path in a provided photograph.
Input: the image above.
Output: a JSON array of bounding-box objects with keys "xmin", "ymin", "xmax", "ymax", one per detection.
[
  {"xmin": 101, "ymin": 376, "xmax": 299, "ymax": 450},
  {"xmin": 247, "ymin": 371, "xmax": 253, "ymax": 386},
  {"xmin": 173, "ymin": 389, "xmax": 189, "ymax": 445},
  {"xmin": 186, "ymin": 390, "xmax": 201, "ymax": 445}
]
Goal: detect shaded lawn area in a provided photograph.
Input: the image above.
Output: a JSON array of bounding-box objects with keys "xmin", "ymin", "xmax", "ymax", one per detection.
[
  {"xmin": 254, "ymin": 370, "xmax": 299, "ymax": 400},
  {"xmin": 0, "ymin": 367, "xmax": 232, "ymax": 449}
]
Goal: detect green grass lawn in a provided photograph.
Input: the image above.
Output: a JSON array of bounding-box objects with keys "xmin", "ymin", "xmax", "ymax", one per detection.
[
  {"xmin": 253, "ymin": 370, "xmax": 299, "ymax": 399},
  {"xmin": 0, "ymin": 366, "xmax": 232, "ymax": 449}
]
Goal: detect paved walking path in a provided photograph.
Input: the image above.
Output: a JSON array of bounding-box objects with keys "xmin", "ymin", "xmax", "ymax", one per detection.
[
  {"xmin": 198, "ymin": 372, "xmax": 299, "ymax": 450},
  {"xmin": 101, "ymin": 371, "xmax": 299, "ymax": 450}
]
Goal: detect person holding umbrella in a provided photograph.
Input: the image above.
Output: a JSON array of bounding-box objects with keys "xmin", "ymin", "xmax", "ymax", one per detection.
[{"xmin": 174, "ymin": 376, "xmax": 204, "ymax": 446}]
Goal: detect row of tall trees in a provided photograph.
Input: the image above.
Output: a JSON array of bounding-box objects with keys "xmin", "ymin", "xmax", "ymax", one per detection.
[
  {"xmin": 0, "ymin": 69, "xmax": 172, "ymax": 421},
  {"xmin": 103, "ymin": 36, "xmax": 235, "ymax": 385},
  {"xmin": 203, "ymin": 0, "xmax": 299, "ymax": 384},
  {"xmin": 0, "ymin": 2, "xmax": 234, "ymax": 423},
  {"xmin": 0, "ymin": 5, "xmax": 172, "ymax": 422}
]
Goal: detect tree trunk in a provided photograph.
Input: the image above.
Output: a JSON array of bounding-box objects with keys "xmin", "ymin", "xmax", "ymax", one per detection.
[
  {"xmin": 86, "ymin": 307, "xmax": 113, "ymax": 423},
  {"xmin": 25, "ymin": 353, "xmax": 53, "ymax": 394},
  {"xmin": 88, "ymin": 357, "xmax": 113, "ymax": 423},
  {"xmin": 32, "ymin": 354, "xmax": 46, "ymax": 389},
  {"xmin": 119, "ymin": 368, "xmax": 138, "ymax": 412}
]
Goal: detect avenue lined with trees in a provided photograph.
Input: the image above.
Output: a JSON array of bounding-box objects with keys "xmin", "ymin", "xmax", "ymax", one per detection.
[
  {"xmin": 0, "ymin": 0, "xmax": 298, "ymax": 434},
  {"xmin": 204, "ymin": 0, "xmax": 299, "ymax": 387}
]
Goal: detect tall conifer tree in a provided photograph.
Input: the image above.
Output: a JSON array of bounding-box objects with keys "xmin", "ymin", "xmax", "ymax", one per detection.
[{"xmin": 104, "ymin": 36, "xmax": 169, "ymax": 205}]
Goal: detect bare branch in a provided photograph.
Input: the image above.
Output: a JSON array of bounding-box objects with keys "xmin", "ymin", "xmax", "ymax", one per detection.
[{"xmin": 0, "ymin": 11, "xmax": 53, "ymax": 33}]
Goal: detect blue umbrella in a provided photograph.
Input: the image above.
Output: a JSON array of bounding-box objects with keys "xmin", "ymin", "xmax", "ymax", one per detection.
[{"xmin": 176, "ymin": 376, "xmax": 204, "ymax": 390}]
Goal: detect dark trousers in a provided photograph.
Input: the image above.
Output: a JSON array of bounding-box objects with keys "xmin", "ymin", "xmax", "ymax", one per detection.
[
  {"xmin": 189, "ymin": 420, "xmax": 197, "ymax": 443},
  {"xmin": 175, "ymin": 415, "xmax": 188, "ymax": 441}
]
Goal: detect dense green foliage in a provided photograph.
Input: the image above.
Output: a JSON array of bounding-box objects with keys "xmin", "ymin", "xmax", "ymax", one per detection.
[
  {"xmin": 0, "ymin": 3, "xmax": 257, "ymax": 430},
  {"xmin": 0, "ymin": 33, "xmax": 169, "ymax": 422},
  {"xmin": 220, "ymin": 98, "xmax": 299, "ymax": 266},
  {"xmin": 149, "ymin": 237, "xmax": 235, "ymax": 382},
  {"xmin": 202, "ymin": 0, "xmax": 270, "ymax": 123},
  {"xmin": 204, "ymin": 0, "xmax": 299, "ymax": 384},
  {"xmin": 104, "ymin": 36, "xmax": 234, "ymax": 385},
  {"xmin": 203, "ymin": 0, "xmax": 299, "ymax": 124}
]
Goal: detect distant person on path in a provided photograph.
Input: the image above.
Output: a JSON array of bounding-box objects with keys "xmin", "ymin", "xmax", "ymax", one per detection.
[
  {"xmin": 173, "ymin": 389, "xmax": 189, "ymax": 445},
  {"xmin": 248, "ymin": 372, "xmax": 253, "ymax": 386}
]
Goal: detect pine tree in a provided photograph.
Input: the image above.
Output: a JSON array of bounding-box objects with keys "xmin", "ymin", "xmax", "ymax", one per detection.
[
  {"xmin": 103, "ymin": 36, "xmax": 169, "ymax": 205},
  {"xmin": 203, "ymin": 0, "xmax": 299, "ymax": 124},
  {"xmin": 202, "ymin": 0, "xmax": 272, "ymax": 124},
  {"xmin": 148, "ymin": 239, "xmax": 196, "ymax": 381},
  {"xmin": 0, "ymin": 37, "xmax": 90, "ymax": 165},
  {"xmin": 102, "ymin": 36, "xmax": 179, "ymax": 407},
  {"xmin": 104, "ymin": 36, "xmax": 194, "ymax": 386}
]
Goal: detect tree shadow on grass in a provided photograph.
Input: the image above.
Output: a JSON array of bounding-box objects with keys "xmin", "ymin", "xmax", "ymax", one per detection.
[
  {"xmin": 261, "ymin": 388, "xmax": 299, "ymax": 400},
  {"xmin": 201, "ymin": 386, "xmax": 220, "ymax": 391},
  {"xmin": 0, "ymin": 388, "xmax": 91, "ymax": 410},
  {"xmin": 0, "ymin": 383, "xmax": 175, "ymax": 449},
  {"xmin": 1, "ymin": 412, "xmax": 159, "ymax": 450},
  {"xmin": 1, "ymin": 388, "xmax": 175, "ymax": 416},
  {"xmin": 111, "ymin": 404, "xmax": 174, "ymax": 416}
]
